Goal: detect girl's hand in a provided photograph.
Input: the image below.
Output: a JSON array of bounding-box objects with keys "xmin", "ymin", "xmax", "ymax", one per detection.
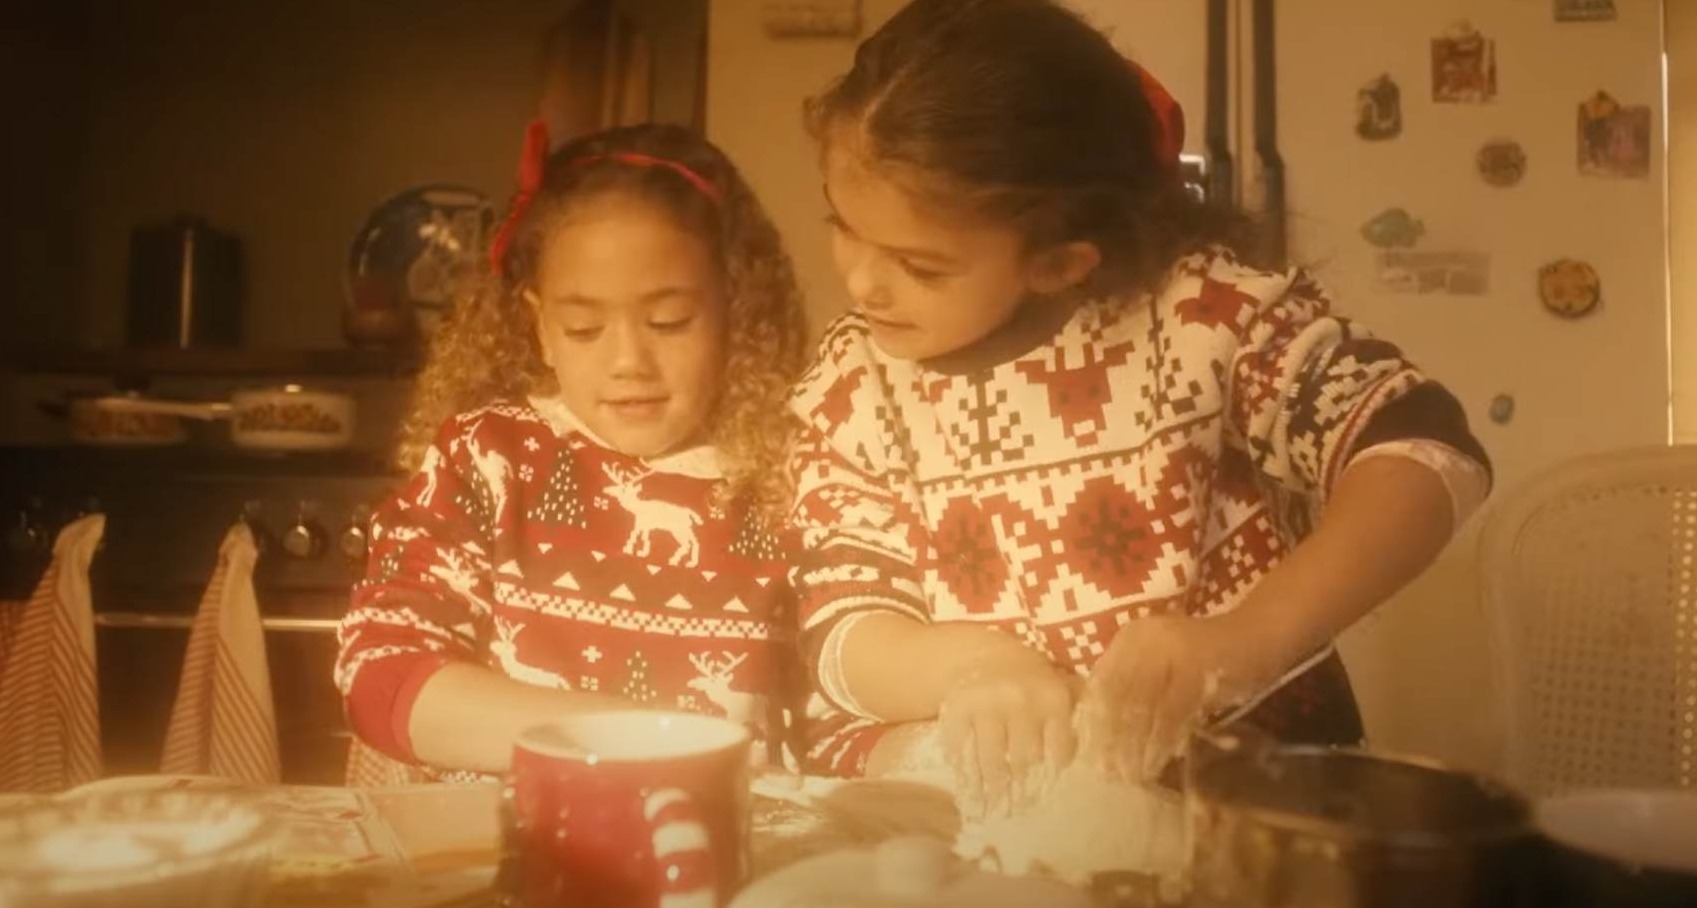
[
  {"xmin": 1076, "ymin": 614, "xmax": 1276, "ymax": 783},
  {"xmin": 938, "ymin": 650, "xmax": 1078, "ymax": 817}
]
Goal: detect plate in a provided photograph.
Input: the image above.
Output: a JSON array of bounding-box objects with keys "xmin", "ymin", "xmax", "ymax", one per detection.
[
  {"xmin": 731, "ymin": 836, "xmax": 1092, "ymax": 908},
  {"xmin": 66, "ymin": 775, "xmax": 249, "ymax": 796}
]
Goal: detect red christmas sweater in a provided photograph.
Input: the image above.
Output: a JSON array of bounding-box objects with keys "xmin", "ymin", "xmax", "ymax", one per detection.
[
  {"xmin": 788, "ymin": 248, "xmax": 1489, "ymax": 776},
  {"xmin": 335, "ymin": 397, "xmax": 792, "ymax": 766}
]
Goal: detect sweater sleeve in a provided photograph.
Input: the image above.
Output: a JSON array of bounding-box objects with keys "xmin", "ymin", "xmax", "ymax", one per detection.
[
  {"xmin": 787, "ymin": 319, "xmax": 930, "ymax": 718},
  {"xmin": 1221, "ymin": 265, "xmax": 1487, "ymax": 498},
  {"xmin": 334, "ymin": 417, "xmax": 496, "ymax": 762}
]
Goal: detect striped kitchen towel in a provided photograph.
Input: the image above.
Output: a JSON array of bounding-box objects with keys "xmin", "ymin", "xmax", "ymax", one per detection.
[
  {"xmin": 0, "ymin": 515, "xmax": 105, "ymax": 792},
  {"xmin": 161, "ymin": 522, "xmax": 280, "ymax": 784}
]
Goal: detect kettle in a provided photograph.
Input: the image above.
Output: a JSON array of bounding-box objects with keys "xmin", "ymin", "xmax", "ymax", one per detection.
[{"xmin": 126, "ymin": 215, "xmax": 242, "ymax": 348}]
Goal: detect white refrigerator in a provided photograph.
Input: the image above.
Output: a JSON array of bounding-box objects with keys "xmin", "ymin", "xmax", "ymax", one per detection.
[{"xmin": 1082, "ymin": 0, "xmax": 1671, "ymax": 772}]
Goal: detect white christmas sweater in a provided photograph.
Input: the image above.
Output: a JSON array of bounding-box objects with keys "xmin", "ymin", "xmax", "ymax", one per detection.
[{"xmin": 788, "ymin": 248, "xmax": 1489, "ymax": 776}]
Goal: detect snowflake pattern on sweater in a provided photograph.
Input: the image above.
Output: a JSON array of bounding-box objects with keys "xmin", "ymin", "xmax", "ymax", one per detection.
[
  {"xmin": 335, "ymin": 400, "xmax": 790, "ymax": 767},
  {"xmin": 788, "ymin": 250, "xmax": 1481, "ymax": 776}
]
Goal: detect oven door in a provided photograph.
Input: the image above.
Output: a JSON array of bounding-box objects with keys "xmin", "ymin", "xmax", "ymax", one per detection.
[{"xmin": 94, "ymin": 611, "xmax": 350, "ymax": 784}]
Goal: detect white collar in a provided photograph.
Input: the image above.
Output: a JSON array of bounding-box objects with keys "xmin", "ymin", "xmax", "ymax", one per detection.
[{"xmin": 526, "ymin": 394, "xmax": 723, "ymax": 480}]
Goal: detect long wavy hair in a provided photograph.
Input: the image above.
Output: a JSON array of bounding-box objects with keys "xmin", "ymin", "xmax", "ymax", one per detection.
[
  {"xmin": 399, "ymin": 124, "xmax": 810, "ymax": 524},
  {"xmin": 806, "ymin": 0, "xmax": 1263, "ymax": 299}
]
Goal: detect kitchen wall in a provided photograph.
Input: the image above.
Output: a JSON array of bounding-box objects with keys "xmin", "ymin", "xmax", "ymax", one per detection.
[
  {"xmin": 705, "ymin": 0, "xmax": 899, "ymax": 331},
  {"xmin": 3, "ymin": 0, "xmax": 570, "ymax": 351},
  {"xmin": 0, "ymin": 4, "xmax": 94, "ymax": 351},
  {"xmin": 1671, "ymin": 0, "xmax": 1696, "ymax": 443}
]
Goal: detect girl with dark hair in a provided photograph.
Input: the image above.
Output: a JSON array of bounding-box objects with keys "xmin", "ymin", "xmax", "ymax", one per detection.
[{"xmin": 788, "ymin": 0, "xmax": 1490, "ymax": 813}]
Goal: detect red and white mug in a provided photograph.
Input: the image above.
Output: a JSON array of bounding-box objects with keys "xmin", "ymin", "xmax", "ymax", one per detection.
[{"xmin": 497, "ymin": 711, "xmax": 752, "ymax": 908}]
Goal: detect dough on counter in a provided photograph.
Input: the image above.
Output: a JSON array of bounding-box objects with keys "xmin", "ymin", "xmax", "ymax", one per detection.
[
  {"xmin": 870, "ymin": 722, "xmax": 1187, "ymax": 886},
  {"xmin": 816, "ymin": 779, "xmax": 963, "ymax": 843},
  {"xmin": 750, "ymin": 773, "xmax": 964, "ymax": 876},
  {"xmin": 957, "ymin": 764, "xmax": 1185, "ymax": 885}
]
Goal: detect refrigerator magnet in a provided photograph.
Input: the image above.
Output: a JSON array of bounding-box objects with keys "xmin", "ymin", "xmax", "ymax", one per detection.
[
  {"xmin": 1477, "ymin": 139, "xmax": 1527, "ymax": 187},
  {"xmin": 1360, "ymin": 208, "xmax": 1425, "ymax": 249},
  {"xmin": 1356, "ymin": 75, "xmax": 1402, "ymax": 140},
  {"xmin": 1432, "ymin": 23, "xmax": 1497, "ymax": 103},
  {"xmin": 1488, "ymin": 394, "xmax": 1515, "ymax": 426},
  {"xmin": 1554, "ymin": 0, "xmax": 1616, "ymax": 22},
  {"xmin": 1538, "ymin": 258, "xmax": 1601, "ymax": 319},
  {"xmin": 1578, "ymin": 91, "xmax": 1652, "ymax": 179},
  {"xmin": 1376, "ymin": 251, "xmax": 1490, "ymax": 296}
]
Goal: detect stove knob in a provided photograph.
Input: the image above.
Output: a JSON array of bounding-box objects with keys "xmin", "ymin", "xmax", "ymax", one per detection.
[
  {"xmin": 334, "ymin": 519, "xmax": 368, "ymax": 560},
  {"xmin": 4, "ymin": 512, "xmax": 45, "ymax": 556},
  {"xmin": 281, "ymin": 518, "xmax": 325, "ymax": 560}
]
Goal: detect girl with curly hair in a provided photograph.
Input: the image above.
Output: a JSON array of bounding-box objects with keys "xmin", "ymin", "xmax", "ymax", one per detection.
[
  {"xmin": 336, "ymin": 122, "xmax": 809, "ymax": 774},
  {"xmin": 788, "ymin": 0, "xmax": 1490, "ymax": 812}
]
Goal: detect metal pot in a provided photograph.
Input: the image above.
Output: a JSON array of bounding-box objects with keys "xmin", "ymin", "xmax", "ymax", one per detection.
[
  {"xmin": 1183, "ymin": 731, "xmax": 1540, "ymax": 908},
  {"xmin": 226, "ymin": 385, "xmax": 356, "ymax": 451},
  {"xmin": 72, "ymin": 386, "xmax": 356, "ymax": 452},
  {"xmin": 126, "ymin": 215, "xmax": 243, "ymax": 349},
  {"xmin": 66, "ymin": 392, "xmax": 190, "ymax": 446}
]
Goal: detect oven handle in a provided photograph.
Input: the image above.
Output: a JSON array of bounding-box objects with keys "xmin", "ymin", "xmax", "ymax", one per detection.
[{"xmin": 93, "ymin": 612, "xmax": 340, "ymax": 633}]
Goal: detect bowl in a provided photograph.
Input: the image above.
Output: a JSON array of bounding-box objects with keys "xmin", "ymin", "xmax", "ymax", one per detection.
[{"xmin": 1536, "ymin": 789, "xmax": 1697, "ymax": 908}]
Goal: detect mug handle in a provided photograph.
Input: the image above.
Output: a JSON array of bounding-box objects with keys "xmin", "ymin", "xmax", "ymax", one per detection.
[{"xmin": 643, "ymin": 788, "xmax": 717, "ymax": 908}]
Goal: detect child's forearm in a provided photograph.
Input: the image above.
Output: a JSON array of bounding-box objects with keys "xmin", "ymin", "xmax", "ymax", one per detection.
[
  {"xmin": 1217, "ymin": 455, "xmax": 1458, "ymax": 692},
  {"xmin": 836, "ymin": 612, "xmax": 1048, "ymax": 722},
  {"xmin": 406, "ymin": 662, "xmax": 630, "ymax": 772}
]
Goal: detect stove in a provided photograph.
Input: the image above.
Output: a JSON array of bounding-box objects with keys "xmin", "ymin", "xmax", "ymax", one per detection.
[{"xmin": 0, "ymin": 446, "xmax": 404, "ymax": 783}]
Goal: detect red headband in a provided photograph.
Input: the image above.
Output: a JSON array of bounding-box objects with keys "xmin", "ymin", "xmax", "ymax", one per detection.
[
  {"xmin": 487, "ymin": 121, "xmax": 724, "ymax": 273},
  {"xmin": 570, "ymin": 152, "xmax": 724, "ymax": 203},
  {"xmin": 1130, "ymin": 62, "xmax": 1184, "ymax": 168}
]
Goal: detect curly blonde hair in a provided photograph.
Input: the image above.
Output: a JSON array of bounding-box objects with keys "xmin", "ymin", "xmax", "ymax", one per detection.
[{"xmin": 399, "ymin": 124, "xmax": 810, "ymax": 525}]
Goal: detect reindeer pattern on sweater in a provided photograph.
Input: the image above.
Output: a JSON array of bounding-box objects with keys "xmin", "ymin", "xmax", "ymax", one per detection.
[{"xmin": 335, "ymin": 401, "xmax": 791, "ymax": 761}]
